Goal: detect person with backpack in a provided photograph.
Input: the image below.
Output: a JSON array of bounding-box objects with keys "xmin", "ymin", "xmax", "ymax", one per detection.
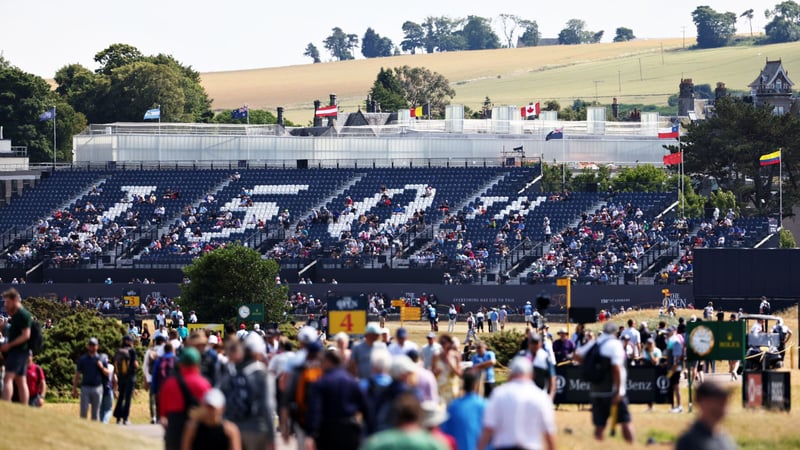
[
  {"xmin": 152, "ymin": 343, "xmax": 177, "ymax": 398},
  {"xmin": 186, "ymin": 332, "xmax": 220, "ymax": 387},
  {"xmin": 159, "ymin": 347, "xmax": 211, "ymax": 450},
  {"xmin": 144, "ymin": 334, "xmax": 167, "ymax": 424},
  {"xmin": 522, "ymin": 333, "xmax": 556, "ymax": 402},
  {"xmin": 218, "ymin": 333, "xmax": 275, "ymax": 450},
  {"xmin": 1, "ymin": 288, "xmax": 33, "ymax": 405},
  {"xmin": 283, "ymin": 340, "xmax": 324, "ymax": 450},
  {"xmin": 113, "ymin": 334, "xmax": 139, "ymax": 425},
  {"xmin": 575, "ymin": 321, "xmax": 634, "ymax": 444},
  {"xmin": 306, "ymin": 349, "xmax": 368, "ymax": 450}
]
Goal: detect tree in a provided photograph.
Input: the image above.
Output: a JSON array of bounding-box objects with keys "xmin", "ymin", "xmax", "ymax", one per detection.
[
  {"xmin": 613, "ymin": 27, "xmax": 636, "ymax": 42},
  {"xmin": 764, "ymin": 1, "xmax": 800, "ymax": 43},
  {"xmin": 741, "ymin": 9, "xmax": 755, "ymax": 38},
  {"xmin": 692, "ymin": 6, "xmax": 737, "ymax": 48},
  {"xmin": 401, "ymin": 21, "xmax": 426, "ymax": 54},
  {"xmin": 392, "ymin": 65, "xmax": 456, "ymax": 117},
  {"xmin": 213, "ymin": 109, "xmax": 296, "ymax": 126},
  {"xmin": 369, "ymin": 67, "xmax": 409, "ymax": 112},
  {"xmin": 613, "ymin": 164, "xmax": 672, "ymax": 192},
  {"xmin": 323, "ymin": 27, "xmax": 357, "ymax": 60},
  {"xmin": 497, "ymin": 14, "xmax": 521, "ymax": 48},
  {"xmin": 361, "ymin": 28, "xmax": 394, "ymax": 58},
  {"xmin": 780, "ymin": 229, "xmax": 797, "ymax": 248},
  {"xmin": 180, "ymin": 245, "xmax": 288, "ymax": 323},
  {"xmin": 423, "ymin": 16, "xmax": 465, "ymax": 53},
  {"xmin": 683, "ymin": 97, "xmax": 800, "ymax": 216},
  {"xmin": 94, "ymin": 43, "xmax": 144, "ymax": 75},
  {"xmin": 543, "ymin": 100, "xmax": 560, "ymax": 112},
  {"xmin": 558, "ymin": 19, "xmax": 601, "ymax": 45},
  {"xmin": 460, "ymin": 16, "xmax": 501, "ymax": 50},
  {"xmin": 103, "ymin": 61, "xmax": 186, "ymax": 122},
  {"xmin": 304, "ymin": 43, "xmax": 321, "ymax": 63},
  {"xmin": 590, "ymin": 30, "xmax": 605, "ymax": 43},
  {"xmin": 518, "ymin": 20, "xmax": 541, "ymax": 47}
]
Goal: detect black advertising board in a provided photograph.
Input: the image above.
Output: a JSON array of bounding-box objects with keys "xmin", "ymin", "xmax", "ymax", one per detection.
[{"xmin": 555, "ymin": 365, "xmax": 672, "ymax": 405}]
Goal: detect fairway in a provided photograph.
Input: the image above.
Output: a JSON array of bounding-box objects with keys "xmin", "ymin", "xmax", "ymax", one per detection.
[{"xmin": 200, "ymin": 39, "xmax": 800, "ymax": 124}]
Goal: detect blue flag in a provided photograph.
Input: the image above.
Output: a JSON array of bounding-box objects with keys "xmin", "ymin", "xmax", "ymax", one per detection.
[
  {"xmin": 231, "ymin": 106, "xmax": 248, "ymax": 120},
  {"xmin": 545, "ymin": 128, "xmax": 564, "ymax": 141},
  {"xmin": 143, "ymin": 108, "xmax": 161, "ymax": 120},
  {"xmin": 39, "ymin": 107, "xmax": 55, "ymax": 122}
]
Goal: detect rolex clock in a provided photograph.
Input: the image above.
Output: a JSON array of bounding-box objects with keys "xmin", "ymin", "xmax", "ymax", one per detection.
[
  {"xmin": 238, "ymin": 305, "xmax": 251, "ymax": 320},
  {"xmin": 689, "ymin": 325, "xmax": 714, "ymax": 357}
]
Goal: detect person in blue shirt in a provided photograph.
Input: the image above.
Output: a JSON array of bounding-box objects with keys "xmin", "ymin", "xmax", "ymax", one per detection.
[
  {"xmin": 471, "ymin": 342, "xmax": 497, "ymax": 397},
  {"xmin": 524, "ymin": 301, "xmax": 534, "ymax": 328},
  {"xmin": 488, "ymin": 309, "xmax": 499, "ymax": 333},
  {"xmin": 441, "ymin": 371, "xmax": 485, "ymax": 450}
]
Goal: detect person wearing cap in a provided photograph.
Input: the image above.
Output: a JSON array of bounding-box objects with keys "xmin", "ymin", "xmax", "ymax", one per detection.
[
  {"xmin": 575, "ymin": 322, "xmax": 634, "ymax": 443},
  {"xmin": 478, "ymin": 356, "xmax": 556, "ymax": 450},
  {"xmin": 219, "ymin": 332, "xmax": 275, "ymax": 450},
  {"xmin": 524, "ymin": 301, "xmax": 534, "ymax": 327},
  {"xmin": 186, "ymin": 332, "xmax": 220, "ymax": 387},
  {"xmin": 421, "ymin": 332, "xmax": 442, "ymax": 371},
  {"xmin": 236, "ymin": 323, "xmax": 248, "ymax": 340},
  {"xmin": 181, "ymin": 388, "xmax": 242, "ymax": 450},
  {"xmin": 552, "ymin": 328, "xmax": 576, "ymax": 364},
  {"xmin": 159, "ymin": 347, "xmax": 212, "ymax": 450},
  {"xmin": 388, "ymin": 328, "xmax": 419, "ymax": 357},
  {"xmin": 470, "ymin": 342, "xmax": 497, "ymax": 398},
  {"xmin": 675, "ymin": 382, "xmax": 736, "ymax": 450},
  {"xmin": 306, "ymin": 349, "xmax": 367, "ymax": 450},
  {"xmin": 145, "ymin": 334, "xmax": 168, "ymax": 424},
  {"xmin": 772, "ymin": 318, "xmax": 793, "ymax": 362},
  {"xmin": 362, "ymin": 392, "xmax": 448, "ymax": 450},
  {"xmin": 523, "ymin": 333, "xmax": 556, "ymax": 402},
  {"xmin": 666, "ymin": 325, "xmax": 685, "ymax": 413},
  {"xmin": 421, "ymin": 400, "xmax": 456, "ymax": 450},
  {"xmin": 620, "ymin": 319, "xmax": 642, "ymax": 360},
  {"xmin": 72, "ymin": 337, "xmax": 109, "ymax": 420},
  {"xmin": 350, "ymin": 322, "xmax": 381, "ymax": 380},
  {"xmin": 498, "ymin": 306, "xmax": 508, "ymax": 332},
  {"xmin": 113, "ymin": 334, "xmax": 140, "ymax": 425},
  {"xmin": 441, "ymin": 371, "xmax": 484, "ymax": 450},
  {"xmin": 1, "ymin": 288, "xmax": 33, "ymax": 405}
]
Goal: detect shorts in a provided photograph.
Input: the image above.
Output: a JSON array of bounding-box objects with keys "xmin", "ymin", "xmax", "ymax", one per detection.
[
  {"xmin": 670, "ymin": 370, "xmax": 681, "ymax": 388},
  {"xmin": 4, "ymin": 348, "xmax": 28, "ymax": 376},
  {"xmin": 591, "ymin": 396, "xmax": 631, "ymax": 427}
]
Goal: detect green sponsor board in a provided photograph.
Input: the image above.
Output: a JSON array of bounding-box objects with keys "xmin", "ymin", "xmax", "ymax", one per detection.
[
  {"xmin": 686, "ymin": 321, "xmax": 746, "ymax": 361},
  {"xmin": 237, "ymin": 303, "xmax": 265, "ymax": 322}
]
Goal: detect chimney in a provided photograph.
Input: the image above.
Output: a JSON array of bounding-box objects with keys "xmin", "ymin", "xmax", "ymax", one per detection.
[
  {"xmin": 313, "ymin": 100, "xmax": 322, "ymax": 127},
  {"xmin": 715, "ymin": 82, "xmax": 727, "ymax": 99},
  {"xmin": 612, "ymin": 97, "xmax": 619, "ymax": 119},
  {"xmin": 277, "ymin": 107, "xmax": 285, "ymax": 127},
  {"xmin": 678, "ymin": 78, "xmax": 695, "ymax": 117},
  {"xmin": 328, "ymin": 93, "xmax": 337, "ymax": 127}
]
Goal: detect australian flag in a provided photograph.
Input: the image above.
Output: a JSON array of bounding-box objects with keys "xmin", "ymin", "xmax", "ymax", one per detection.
[
  {"xmin": 545, "ymin": 128, "xmax": 564, "ymax": 141},
  {"xmin": 231, "ymin": 106, "xmax": 249, "ymax": 120},
  {"xmin": 39, "ymin": 107, "xmax": 55, "ymax": 122}
]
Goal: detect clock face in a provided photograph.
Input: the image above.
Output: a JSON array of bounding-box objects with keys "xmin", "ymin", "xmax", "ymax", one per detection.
[
  {"xmin": 238, "ymin": 305, "xmax": 251, "ymax": 319},
  {"xmin": 690, "ymin": 326, "xmax": 715, "ymax": 357}
]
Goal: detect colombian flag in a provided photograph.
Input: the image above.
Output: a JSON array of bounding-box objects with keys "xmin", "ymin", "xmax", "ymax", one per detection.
[{"xmin": 759, "ymin": 150, "xmax": 781, "ymax": 166}]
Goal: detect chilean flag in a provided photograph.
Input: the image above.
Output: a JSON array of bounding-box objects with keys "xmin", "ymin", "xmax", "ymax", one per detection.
[
  {"xmin": 520, "ymin": 102, "xmax": 540, "ymax": 118},
  {"xmin": 658, "ymin": 125, "xmax": 680, "ymax": 139},
  {"xmin": 315, "ymin": 105, "xmax": 338, "ymax": 117}
]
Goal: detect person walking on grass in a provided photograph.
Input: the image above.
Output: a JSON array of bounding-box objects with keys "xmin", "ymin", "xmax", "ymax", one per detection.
[
  {"xmin": 160, "ymin": 347, "xmax": 212, "ymax": 450},
  {"xmin": 1, "ymin": 288, "xmax": 32, "ymax": 406},
  {"xmin": 25, "ymin": 352, "xmax": 46, "ymax": 408},
  {"xmin": 181, "ymin": 388, "xmax": 242, "ymax": 450},
  {"xmin": 73, "ymin": 337, "xmax": 109, "ymax": 421},
  {"xmin": 113, "ymin": 334, "xmax": 139, "ymax": 425}
]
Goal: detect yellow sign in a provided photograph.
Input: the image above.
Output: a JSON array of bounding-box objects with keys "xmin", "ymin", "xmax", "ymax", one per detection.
[
  {"xmin": 188, "ymin": 323, "xmax": 226, "ymax": 337},
  {"xmin": 329, "ymin": 311, "xmax": 366, "ymax": 335},
  {"xmin": 391, "ymin": 299, "xmax": 406, "ymax": 307},
  {"xmin": 556, "ymin": 278, "xmax": 570, "ymax": 287},
  {"xmin": 400, "ymin": 307, "xmax": 421, "ymax": 321},
  {"xmin": 122, "ymin": 295, "xmax": 141, "ymax": 307}
]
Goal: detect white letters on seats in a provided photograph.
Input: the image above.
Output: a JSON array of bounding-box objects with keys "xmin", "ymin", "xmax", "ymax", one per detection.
[
  {"xmin": 327, "ymin": 184, "xmax": 435, "ymax": 238},
  {"xmin": 493, "ymin": 196, "xmax": 547, "ymax": 219},
  {"xmin": 77, "ymin": 185, "xmax": 158, "ymax": 240}
]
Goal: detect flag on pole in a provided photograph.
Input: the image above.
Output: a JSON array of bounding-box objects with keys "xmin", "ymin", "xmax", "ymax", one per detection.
[
  {"xmin": 39, "ymin": 107, "xmax": 55, "ymax": 122},
  {"xmin": 658, "ymin": 124, "xmax": 680, "ymax": 139},
  {"xmin": 545, "ymin": 128, "xmax": 564, "ymax": 141},
  {"xmin": 231, "ymin": 106, "xmax": 249, "ymax": 120},
  {"xmin": 759, "ymin": 150, "xmax": 781, "ymax": 166},
  {"xmin": 663, "ymin": 152, "xmax": 683, "ymax": 166},
  {"xmin": 144, "ymin": 107, "xmax": 161, "ymax": 120},
  {"xmin": 520, "ymin": 102, "xmax": 540, "ymax": 118},
  {"xmin": 315, "ymin": 105, "xmax": 338, "ymax": 117},
  {"xmin": 410, "ymin": 104, "xmax": 430, "ymax": 118}
]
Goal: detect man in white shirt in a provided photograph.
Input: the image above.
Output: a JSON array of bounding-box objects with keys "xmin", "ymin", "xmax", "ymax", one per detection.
[
  {"xmin": 576, "ymin": 322, "xmax": 634, "ymax": 444},
  {"xmin": 420, "ymin": 332, "xmax": 442, "ymax": 370},
  {"xmin": 388, "ymin": 328, "xmax": 419, "ymax": 356},
  {"xmin": 620, "ymin": 319, "xmax": 642, "ymax": 359},
  {"xmin": 478, "ymin": 356, "xmax": 556, "ymax": 450}
]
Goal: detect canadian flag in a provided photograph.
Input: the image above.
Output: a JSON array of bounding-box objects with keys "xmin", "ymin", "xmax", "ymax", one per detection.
[
  {"xmin": 315, "ymin": 105, "xmax": 338, "ymax": 117},
  {"xmin": 520, "ymin": 102, "xmax": 540, "ymax": 118}
]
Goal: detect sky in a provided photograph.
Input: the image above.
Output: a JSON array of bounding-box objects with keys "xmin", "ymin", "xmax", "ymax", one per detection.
[{"xmin": 0, "ymin": 0, "xmax": 776, "ymax": 77}]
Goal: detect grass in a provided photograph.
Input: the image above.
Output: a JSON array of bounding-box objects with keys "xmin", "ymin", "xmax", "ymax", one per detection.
[
  {"xmin": 199, "ymin": 39, "xmax": 800, "ymax": 123},
  {"xmin": 39, "ymin": 309, "xmax": 800, "ymax": 449}
]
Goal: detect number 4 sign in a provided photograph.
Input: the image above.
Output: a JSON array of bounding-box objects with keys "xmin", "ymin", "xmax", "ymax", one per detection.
[{"xmin": 329, "ymin": 310, "xmax": 366, "ymax": 335}]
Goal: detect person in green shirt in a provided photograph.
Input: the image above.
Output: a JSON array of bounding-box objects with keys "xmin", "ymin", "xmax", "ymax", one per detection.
[
  {"xmin": 362, "ymin": 392, "xmax": 447, "ymax": 450},
  {"xmin": 1, "ymin": 288, "xmax": 32, "ymax": 405}
]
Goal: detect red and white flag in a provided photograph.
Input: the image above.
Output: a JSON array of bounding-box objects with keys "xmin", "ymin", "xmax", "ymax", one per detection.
[
  {"xmin": 520, "ymin": 102, "xmax": 540, "ymax": 118},
  {"xmin": 315, "ymin": 105, "xmax": 338, "ymax": 117}
]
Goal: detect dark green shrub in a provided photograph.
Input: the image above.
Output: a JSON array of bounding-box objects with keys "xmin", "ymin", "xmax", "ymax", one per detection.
[{"xmin": 482, "ymin": 330, "xmax": 526, "ymax": 366}]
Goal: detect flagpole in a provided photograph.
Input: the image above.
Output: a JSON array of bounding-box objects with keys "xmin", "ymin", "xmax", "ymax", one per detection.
[
  {"xmin": 779, "ymin": 148, "xmax": 783, "ymax": 229},
  {"xmin": 52, "ymin": 105, "xmax": 57, "ymax": 169},
  {"xmin": 562, "ymin": 133, "xmax": 566, "ymax": 191}
]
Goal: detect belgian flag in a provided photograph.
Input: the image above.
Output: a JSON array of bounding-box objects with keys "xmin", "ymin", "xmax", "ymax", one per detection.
[{"xmin": 410, "ymin": 104, "xmax": 430, "ymax": 118}]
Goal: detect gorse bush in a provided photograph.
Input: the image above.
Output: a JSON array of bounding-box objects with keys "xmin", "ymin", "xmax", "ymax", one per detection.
[{"xmin": 482, "ymin": 330, "xmax": 527, "ymax": 366}]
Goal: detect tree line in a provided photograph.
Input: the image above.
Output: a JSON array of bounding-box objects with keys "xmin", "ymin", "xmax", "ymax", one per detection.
[
  {"xmin": 304, "ymin": 15, "xmax": 638, "ymax": 63},
  {"xmin": 693, "ymin": 1, "xmax": 800, "ymax": 48}
]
